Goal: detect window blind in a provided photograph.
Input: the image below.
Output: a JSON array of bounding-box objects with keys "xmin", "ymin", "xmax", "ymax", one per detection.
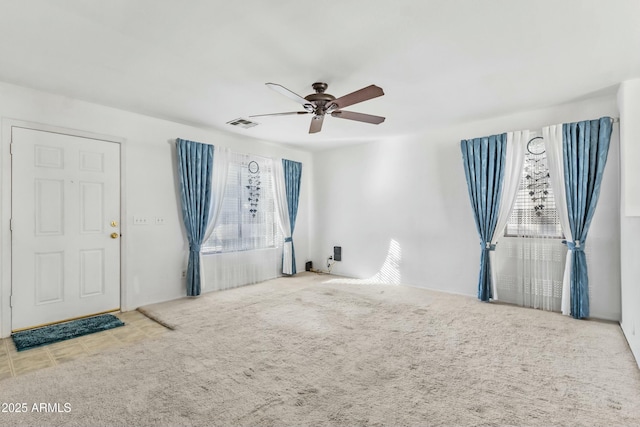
[{"xmin": 203, "ymin": 152, "xmax": 282, "ymax": 253}]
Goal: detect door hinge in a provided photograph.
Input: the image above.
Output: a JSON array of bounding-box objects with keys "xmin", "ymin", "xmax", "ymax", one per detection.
[
  {"xmin": 9, "ymin": 294, "xmax": 13, "ymax": 307},
  {"xmin": 9, "ymin": 143, "xmax": 13, "ymax": 155},
  {"xmin": 9, "ymin": 218, "xmax": 12, "ymax": 231}
]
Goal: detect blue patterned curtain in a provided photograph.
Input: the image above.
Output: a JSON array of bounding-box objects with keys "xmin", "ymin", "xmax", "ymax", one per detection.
[
  {"xmin": 461, "ymin": 134, "xmax": 507, "ymax": 301},
  {"xmin": 283, "ymin": 159, "xmax": 302, "ymax": 275},
  {"xmin": 562, "ymin": 117, "xmax": 612, "ymax": 318},
  {"xmin": 176, "ymin": 138, "xmax": 214, "ymax": 296}
]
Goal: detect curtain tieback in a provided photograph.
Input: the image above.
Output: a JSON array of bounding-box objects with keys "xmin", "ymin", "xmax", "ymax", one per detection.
[
  {"xmin": 284, "ymin": 237, "xmax": 293, "ymax": 243},
  {"xmin": 562, "ymin": 240, "xmax": 584, "ymax": 251},
  {"xmin": 189, "ymin": 243, "xmax": 202, "ymax": 252},
  {"xmin": 482, "ymin": 241, "xmax": 496, "ymax": 251}
]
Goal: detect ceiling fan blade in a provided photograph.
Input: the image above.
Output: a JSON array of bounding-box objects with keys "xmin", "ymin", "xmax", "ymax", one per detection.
[
  {"xmin": 266, "ymin": 83, "xmax": 312, "ymax": 107},
  {"xmin": 331, "ymin": 110, "xmax": 385, "ymax": 124},
  {"xmin": 249, "ymin": 111, "xmax": 310, "ymax": 118},
  {"xmin": 330, "ymin": 85, "xmax": 384, "ymax": 109},
  {"xmin": 309, "ymin": 115, "xmax": 324, "ymax": 134}
]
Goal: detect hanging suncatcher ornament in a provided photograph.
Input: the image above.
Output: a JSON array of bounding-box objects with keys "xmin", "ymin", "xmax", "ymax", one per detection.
[
  {"xmin": 246, "ymin": 160, "xmax": 261, "ymax": 218},
  {"xmin": 525, "ymin": 137, "xmax": 550, "ymax": 216}
]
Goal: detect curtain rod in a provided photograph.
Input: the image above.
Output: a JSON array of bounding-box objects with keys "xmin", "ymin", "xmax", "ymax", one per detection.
[{"xmin": 527, "ymin": 117, "xmax": 619, "ymax": 138}]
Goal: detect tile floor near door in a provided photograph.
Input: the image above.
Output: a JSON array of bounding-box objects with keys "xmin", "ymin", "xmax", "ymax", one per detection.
[{"xmin": 0, "ymin": 310, "xmax": 168, "ymax": 381}]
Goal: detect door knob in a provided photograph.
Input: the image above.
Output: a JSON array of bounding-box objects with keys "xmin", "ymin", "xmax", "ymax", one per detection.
[{"xmin": 111, "ymin": 232, "xmax": 119, "ymax": 239}]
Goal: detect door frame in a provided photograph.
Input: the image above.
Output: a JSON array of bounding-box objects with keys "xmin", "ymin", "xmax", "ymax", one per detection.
[{"xmin": 0, "ymin": 119, "xmax": 128, "ymax": 338}]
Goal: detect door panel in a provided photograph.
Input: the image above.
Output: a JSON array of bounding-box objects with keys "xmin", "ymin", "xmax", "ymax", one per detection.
[
  {"xmin": 11, "ymin": 127, "xmax": 121, "ymax": 330},
  {"xmin": 35, "ymin": 252, "xmax": 64, "ymax": 304},
  {"xmin": 80, "ymin": 249, "xmax": 105, "ymax": 297},
  {"xmin": 80, "ymin": 181, "xmax": 104, "ymax": 233},
  {"xmin": 35, "ymin": 179, "xmax": 65, "ymax": 235}
]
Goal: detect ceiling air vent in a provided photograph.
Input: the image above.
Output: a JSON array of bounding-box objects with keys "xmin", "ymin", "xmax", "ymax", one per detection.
[{"xmin": 226, "ymin": 118, "xmax": 259, "ymax": 129}]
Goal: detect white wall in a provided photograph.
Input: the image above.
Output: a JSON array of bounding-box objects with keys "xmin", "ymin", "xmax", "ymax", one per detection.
[
  {"xmin": 0, "ymin": 82, "xmax": 312, "ymax": 337},
  {"xmin": 618, "ymin": 79, "xmax": 640, "ymax": 366},
  {"xmin": 0, "ymin": 78, "xmax": 627, "ymax": 338},
  {"xmin": 313, "ymin": 94, "xmax": 621, "ymax": 320}
]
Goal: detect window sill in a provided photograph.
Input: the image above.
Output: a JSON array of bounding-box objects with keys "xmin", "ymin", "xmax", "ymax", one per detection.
[
  {"xmin": 201, "ymin": 246, "xmax": 282, "ymax": 256},
  {"xmin": 503, "ymin": 234, "xmax": 565, "ymax": 239}
]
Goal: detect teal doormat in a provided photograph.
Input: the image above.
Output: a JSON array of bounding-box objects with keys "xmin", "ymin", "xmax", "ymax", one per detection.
[{"xmin": 12, "ymin": 314, "xmax": 125, "ymax": 352}]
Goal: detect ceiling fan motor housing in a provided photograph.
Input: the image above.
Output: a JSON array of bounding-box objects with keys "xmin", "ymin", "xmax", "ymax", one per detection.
[{"xmin": 305, "ymin": 82, "xmax": 336, "ymax": 115}]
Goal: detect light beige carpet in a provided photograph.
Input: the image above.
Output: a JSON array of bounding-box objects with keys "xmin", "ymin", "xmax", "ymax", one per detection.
[{"xmin": 1, "ymin": 272, "xmax": 639, "ymax": 426}]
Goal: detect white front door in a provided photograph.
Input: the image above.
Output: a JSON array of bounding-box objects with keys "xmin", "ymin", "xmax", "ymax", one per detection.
[{"xmin": 11, "ymin": 127, "xmax": 121, "ymax": 331}]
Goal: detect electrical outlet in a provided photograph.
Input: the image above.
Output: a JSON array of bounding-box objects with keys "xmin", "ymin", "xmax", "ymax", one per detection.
[
  {"xmin": 133, "ymin": 216, "xmax": 149, "ymax": 225},
  {"xmin": 155, "ymin": 217, "xmax": 165, "ymax": 225},
  {"xmin": 181, "ymin": 270, "xmax": 187, "ymax": 278}
]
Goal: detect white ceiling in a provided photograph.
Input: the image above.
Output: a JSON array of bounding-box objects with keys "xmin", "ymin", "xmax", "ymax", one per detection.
[{"xmin": 1, "ymin": 0, "xmax": 639, "ymax": 150}]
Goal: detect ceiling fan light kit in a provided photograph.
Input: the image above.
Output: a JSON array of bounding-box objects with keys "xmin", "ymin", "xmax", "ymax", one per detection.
[{"xmin": 250, "ymin": 82, "xmax": 385, "ymax": 134}]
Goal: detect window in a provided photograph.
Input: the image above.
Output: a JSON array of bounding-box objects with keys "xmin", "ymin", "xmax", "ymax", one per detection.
[
  {"xmin": 504, "ymin": 136, "xmax": 563, "ymax": 238},
  {"xmin": 496, "ymin": 135, "xmax": 566, "ymax": 313},
  {"xmin": 202, "ymin": 152, "xmax": 282, "ymax": 253}
]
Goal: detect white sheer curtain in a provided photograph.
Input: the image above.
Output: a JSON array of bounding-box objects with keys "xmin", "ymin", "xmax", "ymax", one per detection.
[
  {"xmin": 489, "ymin": 131, "xmax": 528, "ymax": 300},
  {"xmin": 202, "ymin": 248, "xmax": 282, "ymax": 292},
  {"xmin": 272, "ymin": 159, "xmax": 294, "ymax": 275},
  {"xmin": 201, "ymin": 152, "xmax": 283, "ymax": 292},
  {"xmin": 494, "ymin": 238, "xmax": 566, "ymax": 311},
  {"xmin": 494, "ymin": 131, "xmax": 567, "ymax": 312},
  {"xmin": 544, "ymin": 124, "xmax": 573, "ymax": 316},
  {"xmin": 199, "ymin": 146, "xmax": 230, "ymax": 291}
]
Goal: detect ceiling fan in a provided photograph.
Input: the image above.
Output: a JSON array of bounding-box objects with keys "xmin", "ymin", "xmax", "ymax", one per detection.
[{"xmin": 250, "ymin": 82, "xmax": 385, "ymax": 134}]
